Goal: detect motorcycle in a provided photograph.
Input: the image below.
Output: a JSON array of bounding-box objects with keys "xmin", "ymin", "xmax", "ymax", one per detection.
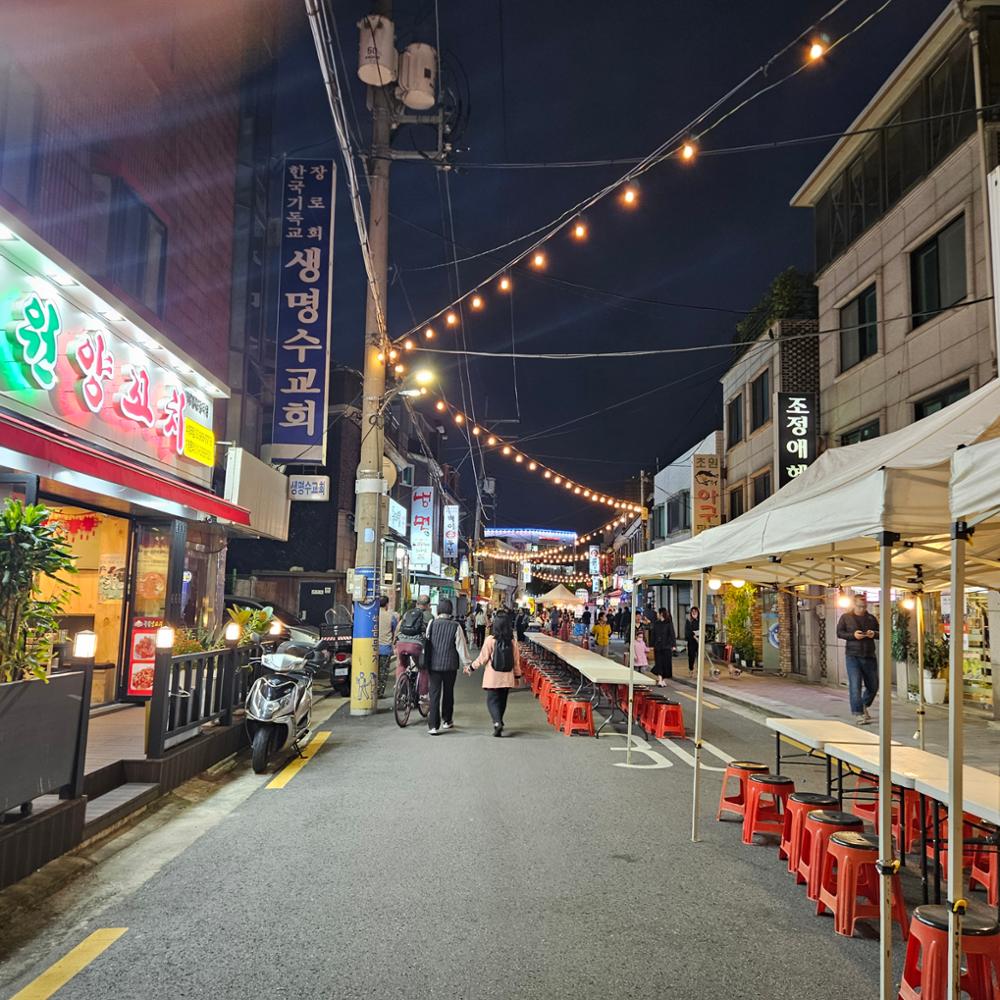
[
  {"xmin": 321, "ymin": 606, "xmax": 353, "ymax": 696},
  {"xmin": 246, "ymin": 640, "xmax": 323, "ymax": 774}
]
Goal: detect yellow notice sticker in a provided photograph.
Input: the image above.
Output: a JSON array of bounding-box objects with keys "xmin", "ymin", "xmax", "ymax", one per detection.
[{"xmin": 183, "ymin": 417, "xmax": 215, "ymax": 467}]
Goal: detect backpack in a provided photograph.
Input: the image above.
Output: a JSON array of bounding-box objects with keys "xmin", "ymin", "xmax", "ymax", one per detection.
[
  {"xmin": 399, "ymin": 607, "xmax": 425, "ymax": 638},
  {"xmin": 492, "ymin": 637, "xmax": 515, "ymax": 673}
]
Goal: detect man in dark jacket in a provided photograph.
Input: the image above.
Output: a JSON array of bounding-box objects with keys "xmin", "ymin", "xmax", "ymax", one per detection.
[
  {"xmin": 425, "ymin": 598, "xmax": 470, "ymax": 735},
  {"xmin": 836, "ymin": 592, "xmax": 880, "ymax": 725}
]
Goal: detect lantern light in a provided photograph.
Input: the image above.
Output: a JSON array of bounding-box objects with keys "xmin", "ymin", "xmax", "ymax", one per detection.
[
  {"xmin": 414, "ymin": 369, "xmax": 434, "ymax": 385},
  {"xmin": 544, "ymin": 471, "xmax": 552, "ymax": 479},
  {"xmin": 424, "ymin": 327, "xmax": 435, "ymax": 339},
  {"xmin": 528, "ymin": 462, "xmax": 537, "ymax": 471},
  {"xmin": 224, "ymin": 621, "xmax": 241, "ymax": 643},
  {"xmin": 472, "ymin": 426, "xmax": 481, "ymax": 436},
  {"xmin": 708, "ymin": 579, "xmax": 722, "ymax": 591},
  {"xmin": 393, "ymin": 363, "xmax": 405, "ymax": 374},
  {"xmin": 403, "ymin": 339, "xmax": 414, "ymax": 351},
  {"xmin": 156, "ymin": 625, "xmax": 176, "ymax": 650},
  {"xmin": 73, "ymin": 630, "xmax": 97, "ymax": 660},
  {"xmin": 487, "ymin": 436, "xmax": 497, "ymax": 446},
  {"xmin": 553, "ymin": 476, "xmax": 562, "ymax": 484},
  {"xmin": 621, "ymin": 184, "xmax": 638, "ymax": 206},
  {"xmin": 445, "ymin": 311, "xmax": 458, "ymax": 326},
  {"xmin": 515, "ymin": 454, "xmax": 523, "ymax": 463},
  {"xmin": 471, "ymin": 294, "xmax": 484, "ymax": 310},
  {"xmin": 730, "ymin": 579, "xmax": 746, "ymax": 589},
  {"xmin": 572, "ymin": 221, "xmax": 587, "ymax": 241},
  {"xmin": 388, "ymin": 349, "xmax": 398, "ymax": 361},
  {"xmin": 681, "ymin": 141, "xmax": 697, "ymax": 162},
  {"xmin": 574, "ymin": 486, "xmax": 581, "ymax": 494},
  {"xmin": 531, "ymin": 252, "xmax": 546, "ymax": 269},
  {"xmin": 902, "ymin": 596, "xmax": 916, "ymax": 611},
  {"xmin": 499, "ymin": 275, "xmax": 511, "ymax": 292},
  {"xmin": 502, "ymin": 445, "xmax": 512, "ymax": 455},
  {"xmin": 435, "ymin": 400, "xmax": 446, "ymax": 412},
  {"xmin": 837, "ymin": 588, "xmax": 853, "ymax": 609},
  {"xmin": 454, "ymin": 413, "xmax": 464, "ymax": 424},
  {"xmin": 376, "ymin": 352, "xmax": 385, "ymax": 363},
  {"xmin": 808, "ymin": 39, "xmax": 826, "ymax": 61}
]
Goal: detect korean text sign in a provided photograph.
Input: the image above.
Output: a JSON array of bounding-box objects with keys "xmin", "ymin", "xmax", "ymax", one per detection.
[
  {"xmin": 776, "ymin": 392, "xmax": 818, "ymax": 488},
  {"xmin": 691, "ymin": 453, "xmax": 721, "ymax": 535},
  {"xmin": 410, "ymin": 486, "xmax": 435, "ymax": 570},
  {"xmin": 270, "ymin": 159, "xmax": 336, "ymax": 464},
  {"xmin": 443, "ymin": 504, "xmax": 459, "ymax": 559}
]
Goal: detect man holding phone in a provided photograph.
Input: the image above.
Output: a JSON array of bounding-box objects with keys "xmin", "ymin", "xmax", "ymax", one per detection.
[{"xmin": 836, "ymin": 592, "xmax": 880, "ymax": 725}]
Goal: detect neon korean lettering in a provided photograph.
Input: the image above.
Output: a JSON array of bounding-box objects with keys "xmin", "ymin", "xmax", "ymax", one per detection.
[
  {"xmin": 70, "ymin": 331, "xmax": 115, "ymax": 413},
  {"xmin": 11, "ymin": 295, "xmax": 61, "ymax": 389},
  {"xmin": 118, "ymin": 365, "xmax": 155, "ymax": 427},
  {"xmin": 159, "ymin": 387, "xmax": 186, "ymax": 455}
]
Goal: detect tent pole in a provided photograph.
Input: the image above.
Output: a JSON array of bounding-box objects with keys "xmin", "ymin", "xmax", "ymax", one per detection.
[
  {"xmin": 691, "ymin": 569, "xmax": 708, "ymax": 843},
  {"xmin": 626, "ymin": 577, "xmax": 637, "ymax": 766},
  {"xmin": 915, "ymin": 592, "xmax": 926, "ymax": 751},
  {"xmin": 877, "ymin": 533, "xmax": 897, "ymax": 1000},
  {"xmin": 947, "ymin": 522, "xmax": 969, "ymax": 999}
]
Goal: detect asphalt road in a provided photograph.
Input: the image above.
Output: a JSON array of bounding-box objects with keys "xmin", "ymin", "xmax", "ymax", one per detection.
[{"xmin": 2, "ymin": 668, "xmax": 936, "ymax": 1000}]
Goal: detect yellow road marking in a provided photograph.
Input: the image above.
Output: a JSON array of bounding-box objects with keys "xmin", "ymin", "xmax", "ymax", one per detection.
[
  {"xmin": 10, "ymin": 928, "xmax": 127, "ymax": 999},
  {"xmin": 266, "ymin": 731, "xmax": 330, "ymax": 789},
  {"xmin": 673, "ymin": 689, "xmax": 719, "ymax": 710}
]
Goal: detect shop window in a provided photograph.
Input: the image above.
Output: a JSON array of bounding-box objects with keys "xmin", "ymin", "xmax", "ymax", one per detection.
[
  {"xmin": 840, "ymin": 418, "xmax": 880, "ymax": 446},
  {"xmin": 750, "ymin": 369, "xmax": 770, "ymax": 431},
  {"xmin": 839, "ymin": 284, "xmax": 878, "ymax": 372},
  {"xmin": 911, "ymin": 214, "xmax": 966, "ymax": 328},
  {"xmin": 729, "ymin": 485, "xmax": 745, "ymax": 521},
  {"xmin": 752, "ymin": 470, "xmax": 772, "ymax": 506},
  {"xmin": 914, "ymin": 379, "xmax": 970, "ymax": 421},
  {"xmin": 726, "ymin": 393, "xmax": 743, "ymax": 448},
  {"xmin": 0, "ymin": 63, "xmax": 41, "ymax": 207}
]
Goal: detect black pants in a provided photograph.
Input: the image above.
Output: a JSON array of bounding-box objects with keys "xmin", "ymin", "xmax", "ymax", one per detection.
[
  {"xmin": 485, "ymin": 687, "xmax": 509, "ymax": 726},
  {"xmin": 654, "ymin": 647, "xmax": 673, "ymax": 679},
  {"xmin": 687, "ymin": 640, "xmax": 698, "ymax": 673},
  {"xmin": 428, "ymin": 670, "xmax": 457, "ymax": 730},
  {"xmin": 475, "ymin": 625, "xmax": 486, "ymax": 648}
]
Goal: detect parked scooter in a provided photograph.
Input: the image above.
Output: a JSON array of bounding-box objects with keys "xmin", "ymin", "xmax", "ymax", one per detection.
[{"xmin": 246, "ymin": 640, "xmax": 323, "ymax": 774}]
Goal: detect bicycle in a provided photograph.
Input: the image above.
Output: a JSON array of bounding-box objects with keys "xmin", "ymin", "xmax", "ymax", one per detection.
[{"xmin": 393, "ymin": 658, "xmax": 429, "ymax": 727}]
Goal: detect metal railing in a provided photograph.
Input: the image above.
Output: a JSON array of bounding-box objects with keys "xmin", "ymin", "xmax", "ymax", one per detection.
[{"xmin": 146, "ymin": 644, "xmax": 262, "ymax": 759}]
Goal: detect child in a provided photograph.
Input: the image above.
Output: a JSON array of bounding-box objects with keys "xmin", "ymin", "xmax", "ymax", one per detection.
[
  {"xmin": 632, "ymin": 625, "xmax": 649, "ymax": 672},
  {"xmin": 591, "ymin": 613, "xmax": 611, "ymax": 657}
]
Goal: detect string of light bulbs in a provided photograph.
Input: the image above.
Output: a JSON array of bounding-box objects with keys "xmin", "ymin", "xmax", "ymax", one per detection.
[
  {"xmin": 474, "ymin": 512, "xmax": 632, "ymax": 566},
  {"xmin": 530, "ymin": 570, "xmax": 594, "ymax": 586}
]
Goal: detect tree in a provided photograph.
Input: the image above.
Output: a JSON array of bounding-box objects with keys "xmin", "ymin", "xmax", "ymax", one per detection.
[{"xmin": 722, "ymin": 582, "xmax": 757, "ymax": 664}]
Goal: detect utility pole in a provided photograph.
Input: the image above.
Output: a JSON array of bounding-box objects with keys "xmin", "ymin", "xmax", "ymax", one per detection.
[{"xmin": 351, "ymin": 0, "xmax": 393, "ymax": 717}]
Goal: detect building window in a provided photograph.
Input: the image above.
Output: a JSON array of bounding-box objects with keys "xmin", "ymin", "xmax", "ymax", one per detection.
[
  {"xmin": 0, "ymin": 64, "xmax": 41, "ymax": 207},
  {"xmin": 651, "ymin": 505, "xmax": 665, "ymax": 541},
  {"xmin": 840, "ymin": 418, "xmax": 880, "ymax": 446},
  {"xmin": 90, "ymin": 174, "xmax": 168, "ymax": 316},
  {"xmin": 726, "ymin": 394, "xmax": 743, "ymax": 448},
  {"xmin": 911, "ymin": 214, "xmax": 966, "ymax": 328},
  {"xmin": 666, "ymin": 491, "xmax": 690, "ymax": 534},
  {"xmin": 752, "ymin": 471, "xmax": 772, "ymax": 506},
  {"xmin": 729, "ymin": 485, "xmax": 745, "ymax": 521},
  {"xmin": 914, "ymin": 380, "xmax": 970, "ymax": 420},
  {"xmin": 750, "ymin": 369, "xmax": 770, "ymax": 431},
  {"xmin": 839, "ymin": 284, "xmax": 878, "ymax": 372}
]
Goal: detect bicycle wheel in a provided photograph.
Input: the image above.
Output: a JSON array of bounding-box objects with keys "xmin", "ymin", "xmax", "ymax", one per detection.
[
  {"xmin": 416, "ymin": 676, "xmax": 429, "ymax": 719},
  {"xmin": 378, "ymin": 656, "xmax": 393, "ymax": 699},
  {"xmin": 394, "ymin": 673, "xmax": 412, "ymax": 727}
]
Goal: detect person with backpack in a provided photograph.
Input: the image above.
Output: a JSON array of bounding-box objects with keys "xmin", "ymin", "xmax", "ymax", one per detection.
[
  {"xmin": 424, "ymin": 597, "xmax": 470, "ymax": 734},
  {"xmin": 466, "ymin": 610, "xmax": 521, "ymax": 736},
  {"xmin": 395, "ymin": 595, "xmax": 432, "ymax": 697}
]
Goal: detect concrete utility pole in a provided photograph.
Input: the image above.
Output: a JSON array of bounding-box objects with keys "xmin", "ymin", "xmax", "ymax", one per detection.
[{"xmin": 351, "ymin": 0, "xmax": 393, "ymax": 717}]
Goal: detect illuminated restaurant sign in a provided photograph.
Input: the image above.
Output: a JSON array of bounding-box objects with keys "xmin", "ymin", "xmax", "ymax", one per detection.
[
  {"xmin": 776, "ymin": 392, "xmax": 818, "ymax": 489},
  {"xmin": 0, "ymin": 258, "xmax": 216, "ymax": 486}
]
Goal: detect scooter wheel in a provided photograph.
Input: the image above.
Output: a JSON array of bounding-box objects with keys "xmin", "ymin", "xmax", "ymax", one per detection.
[{"xmin": 251, "ymin": 728, "xmax": 272, "ymax": 774}]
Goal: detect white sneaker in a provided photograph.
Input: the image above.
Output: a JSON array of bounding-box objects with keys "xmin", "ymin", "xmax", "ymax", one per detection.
[
  {"xmin": 854, "ymin": 715, "xmax": 869, "ymax": 727},
  {"xmin": 863, "ymin": 708, "xmax": 873, "ymax": 724},
  {"xmin": 441, "ymin": 721, "xmax": 454, "ymax": 731},
  {"xmin": 428, "ymin": 727, "xmax": 439, "ymax": 736}
]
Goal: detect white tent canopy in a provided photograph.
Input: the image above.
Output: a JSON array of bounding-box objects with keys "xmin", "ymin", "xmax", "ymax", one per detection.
[
  {"xmin": 634, "ymin": 379, "xmax": 1000, "ymax": 590},
  {"xmin": 535, "ymin": 583, "xmax": 584, "ymax": 606}
]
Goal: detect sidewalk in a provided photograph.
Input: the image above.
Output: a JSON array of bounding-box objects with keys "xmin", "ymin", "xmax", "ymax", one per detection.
[{"xmin": 603, "ymin": 636, "xmax": 1000, "ymax": 773}]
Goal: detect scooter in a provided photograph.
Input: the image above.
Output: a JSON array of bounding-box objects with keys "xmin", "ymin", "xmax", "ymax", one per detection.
[{"xmin": 246, "ymin": 640, "xmax": 323, "ymax": 774}]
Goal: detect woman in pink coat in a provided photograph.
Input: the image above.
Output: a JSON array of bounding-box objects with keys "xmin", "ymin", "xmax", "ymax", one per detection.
[{"xmin": 466, "ymin": 610, "xmax": 522, "ymax": 736}]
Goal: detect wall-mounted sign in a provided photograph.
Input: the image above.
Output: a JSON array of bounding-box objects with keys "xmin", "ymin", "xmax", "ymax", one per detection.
[
  {"xmin": 387, "ymin": 496, "xmax": 407, "ymax": 535},
  {"xmin": 588, "ymin": 544, "xmax": 600, "ymax": 575},
  {"xmin": 127, "ymin": 616, "xmax": 163, "ymax": 697},
  {"xmin": 410, "ymin": 486, "xmax": 434, "ymax": 570},
  {"xmin": 592, "ymin": 574, "xmax": 602, "ymax": 593},
  {"xmin": 691, "ymin": 453, "xmax": 721, "ymax": 535},
  {"xmin": 430, "ymin": 552, "xmax": 442, "ymax": 576},
  {"xmin": 443, "ymin": 504, "xmax": 459, "ymax": 559},
  {"xmin": 459, "ymin": 556, "xmax": 469, "ymax": 580},
  {"xmin": 776, "ymin": 392, "xmax": 818, "ymax": 489},
  {"xmin": 288, "ymin": 474, "xmax": 330, "ymax": 501},
  {"xmin": 575, "ymin": 588, "xmax": 589, "ymax": 602},
  {"xmin": 270, "ymin": 159, "xmax": 336, "ymax": 465},
  {"xmin": 522, "ymin": 561, "xmax": 532, "ymax": 584},
  {"xmin": 0, "ymin": 269, "xmax": 215, "ymax": 486}
]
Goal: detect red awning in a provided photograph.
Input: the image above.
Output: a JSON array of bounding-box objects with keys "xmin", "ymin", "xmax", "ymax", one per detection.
[{"xmin": 0, "ymin": 410, "xmax": 251, "ymax": 526}]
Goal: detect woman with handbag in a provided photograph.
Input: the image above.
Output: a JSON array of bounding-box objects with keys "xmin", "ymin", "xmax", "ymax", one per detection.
[{"xmin": 466, "ymin": 610, "xmax": 521, "ymax": 737}]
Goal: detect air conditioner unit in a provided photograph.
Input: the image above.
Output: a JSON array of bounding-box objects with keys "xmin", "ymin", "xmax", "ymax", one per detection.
[{"xmin": 400, "ymin": 464, "xmax": 415, "ymax": 486}]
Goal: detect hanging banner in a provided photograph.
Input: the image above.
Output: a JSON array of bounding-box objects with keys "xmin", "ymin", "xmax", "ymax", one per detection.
[
  {"xmin": 523, "ymin": 562, "xmax": 532, "ymax": 585},
  {"xmin": 691, "ymin": 453, "xmax": 721, "ymax": 535},
  {"xmin": 387, "ymin": 497, "xmax": 407, "ymax": 536},
  {"xmin": 588, "ymin": 544, "xmax": 600, "ymax": 575},
  {"xmin": 270, "ymin": 159, "xmax": 336, "ymax": 465},
  {"xmin": 443, "ymin": 504, "xmax": 459, "ymax": 559},
  {"xmin": 776, "ymin": 392, "xmax": 819, "ymax": 489},
  {"xmin": 410, "ymin": 486, "xmax": 434, "ymax": 570}
]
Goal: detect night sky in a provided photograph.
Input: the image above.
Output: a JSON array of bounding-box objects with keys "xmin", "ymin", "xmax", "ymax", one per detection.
[{"xmin": 274, "ymin": 0, "xmax": 945, "ymax": 534}]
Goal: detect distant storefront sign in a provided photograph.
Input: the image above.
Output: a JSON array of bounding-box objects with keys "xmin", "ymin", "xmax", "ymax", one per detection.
[
  {"xmin": 523, "ymin": 561, "xmax": 532, "ymax": 584},
  {"xmin": 588, "ymin": 544, "xmax": 600, "ymax": 575},
  {"xmin": 410, "ymin": 486, "xmax": 434, "ymax": 570},
  {"xmin": 288, "ymin": 474, "xmax": 330, "ymax": 501},
  {"xmin": 270, "ymin": 159, "xmax": 336, "ymax": 465},
  {"xmin": 776, "ymin": 392, "xmax": 819, "ymax": 489},
  {"xmin": 443, "ymin": 504, "xmax": 459, "ymax": 559},
  {"xmin": 387, "ymin": 497, "xmax": 407, "ymax": 536},
  {"xmin": 691, "ymin": 453, "xmax": 721, "ymax": 535},
  {"xmin": 430, "ymin": 552, "xmax": 442, "ymax": 576}
]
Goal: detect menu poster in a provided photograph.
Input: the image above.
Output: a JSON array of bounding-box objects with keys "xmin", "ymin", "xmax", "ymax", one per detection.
[
  {"xmin": 127, "ymin": 616, "xmax": 163, "ymax": 697},
  {"xmin": 98, "ymin": 552, "xmax": 125, "ymax": 602}
]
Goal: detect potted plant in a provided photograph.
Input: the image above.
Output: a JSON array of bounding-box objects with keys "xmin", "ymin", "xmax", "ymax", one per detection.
[
  {"xmin": 723, "ymin": 583, "xmax": 756, "ymax": 673},
  {"xmin": 891, "ymin": 607, "xmax": 914, "ymax": 699},
  {"xmin": 921, "ymin": 633, "xmax": 949, "ymax": 705}
]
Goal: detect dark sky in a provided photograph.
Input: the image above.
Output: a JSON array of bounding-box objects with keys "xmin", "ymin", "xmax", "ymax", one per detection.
[{"xmin": 275, "ymin": 0, "xmax": 945, "ymax": 533}]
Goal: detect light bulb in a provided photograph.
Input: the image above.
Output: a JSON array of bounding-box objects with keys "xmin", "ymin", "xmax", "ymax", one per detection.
[
  {"xmin": 532, "ymin": 252, "xmax": 546, "ymax": 269},
  {"xmin": 376, "ymin": 352, "xmax": 385, "ymax": 363},
  {"xmin": 553, "ymin": 476, "xmax": 562, "ymax": 485},
  {"xmin": 404, "ymin": 339, "xmax": 414, "ymax": 350},
  {"xmin": 394, "ymin": 363, "xmax": 405, "ymax": 374},
  {"xmin": 572, "ymin": 221, "xmax": 587, "ymax": 240},
  {"xmin": 902, "ymin": 596, "xmax": 916, "ymax": 611},
  {"xmin": 574, "ymin": 486, "xmax": 581, "ymax": 494},
  {"xmin": 502, "ymin": 445, "xmax": 512, "ymax": 456},
  {"xmin": 681, "ymin": 141, "xmax": 696, "ymax": 162},
  {"xmin": 565, "ymin": 481, "xmax": 572, "ymax": 489},
  {"xmin": 389, "ymin": 349, "xmax": 398, "ymax": 361},
  {"xmin": 414, "ymin": 369, "xmax": 434, "ymax": 385},
  {"xmin": 471, "ymin": 295, "xmax": 483, "ymax": 310},
  {"xmin": 809, "ymin": 40, "xmax": 826, "ymax": 61},
  {"xmin": 472, "ymin": 426, "xmax": 481, "ymax": 436},
  {"xmin": 499, "ymin": 276, "xmax": 511, "ymax": 292},
  {"xmin": 435, "ymin": 400, "xmax": 446, "ymax": 412},
  {"xmin": 730, "ymin": 579, "xmax": 746, "ymax": 589},
  {"xmin": 446, "ymin": 311, "xmax": 458, "ymax": 326},
  {"xmin": 515, "ymin": 454, "xmax": 523, "ymax": 463},
  {"xmin": 424, "ymin": 327, "xmax": 435, "ymax": 339},
  {"xmin": 528, "ymin": 462, "xmax": 537, "ymax": 471},
  {"xmin": 621, "ymin": 185, "xmax": 638, "ymax": 206},
  {"xmin": 544, "ymin": 471, "xmax": 552, "ymax": 479},
  {"xmin": 487, "ymin": 435, "xmax": 497, "ymax": 446},
  {"xmin": 454, "ymin": 413, "xmax": 464, "ymax": 424},
  {"xmin": 837, "ymin": 590, "xmax": 853, "ymax": 609}
]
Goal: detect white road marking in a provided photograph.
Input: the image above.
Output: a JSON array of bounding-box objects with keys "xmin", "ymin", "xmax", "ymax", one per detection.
[
  {"xmin": 608, "ymin": 734, "xmax": 673, "ymax": 769},
  {"xmin": 658, "ymin": 738, "xmax": 727, "ymax": 772}
]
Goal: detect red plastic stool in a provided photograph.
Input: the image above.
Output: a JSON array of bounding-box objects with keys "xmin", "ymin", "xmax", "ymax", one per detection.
[
  {"xmin": 716, "ymin": 761, "xmax": 769, "ymax": 822},
  {"xmin": 849, "ymin": 773, "xmax": 879, "ymax": 828},
  {"xmin": 642, "ymin": 700, "xmax": 685, "ymax": 739},
  {"xmin": 892, "ymin": 788, "xmax": 926, "ymax": 854},
  {"xmin": 816, "ymin": 831, "xmax": 908, "ymax": 939},
  {"xmin": 797, "ymin": 809, "xmax": 864, "ymax": 901},
  {"xmin": 556, "ymin": 699, "xmax": 595, "ymax": 737},
  {"xmin": 970, "ymin": 837, "xmax": 999, "ymax": 907},
  {"xmin": 742, "ymin": 774, "xmax": 795, "ymax": 846},
  {"xmin": 779, "ymin": 792, "xmax": 838, "ymax": 872},
  {"xmin": 899, "ymin": 904, "xmax": 1000, "ymax": 1000}
]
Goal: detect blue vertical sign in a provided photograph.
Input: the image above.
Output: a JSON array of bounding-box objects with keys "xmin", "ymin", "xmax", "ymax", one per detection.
[{"xmin": 270, "ymin": 159, "xmax": 336, "ymax": 465}]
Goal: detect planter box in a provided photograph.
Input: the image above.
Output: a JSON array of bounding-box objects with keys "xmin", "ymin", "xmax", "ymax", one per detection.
[
  {"xmin": 0, "ymin": 668, "xmax": 92, "ymax": 813},
  {"xmin": 923, "ymin": 673, "xmax": 947, "ymax": 705}
]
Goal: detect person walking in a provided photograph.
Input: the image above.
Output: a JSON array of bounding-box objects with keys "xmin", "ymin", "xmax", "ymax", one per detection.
[
  {"xmin": 632, "ymin": 623, "xmax": 649, "ymax": 670},
  {"xmin": 651, "ymin": 608, "xmax": 676, "ymax": 685},
  {"xmin": 515, "ymin": 607, "xmax": 528, "ymax": 642},
  {"xmin": 473, "ymin": 604, "xmax": 487, "ymax": 649},
  {"xmin": 558, "ymin": 612, "xmax": 571, "ymax": 643},
  {"xmin": 685, "ymin": 606, "xmax": 701, "ymax": 677},
  {"xmin": 581, "ymin": 607, "xmax": 592, "ymax": 628},
  {"xmin": 836, "ymin": 592, "xmax": 880, "ymax": 725},
  {"xmin": 611, "ymin": 608, "xmax": 621, "ymax": 639},
  {"xmin": 395, "ymin": 595, "xmax": 431, "ymax": 697},
  {"xmin": 591, "ymin": 612, "xmax": 612, "ymax": 657},
  {"xmin": 376, "ymin": 596, "xmax": 398, "ymax": 697},
  {"xmin": 466, "ymin": 610, "xmax": 522, "ymax": 736},
  {"xmin": 621, "ymin": 605, "xmax": 632, "ymax": 640},
  {"xmin": 424, "ymin": 598, "xmax": 470, "ymax": 735}
]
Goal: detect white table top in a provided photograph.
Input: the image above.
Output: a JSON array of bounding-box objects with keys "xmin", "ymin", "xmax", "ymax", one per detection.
[
  {"xmin": 914, "ymin": 767, "xmax": 1000, "ymax": 827},
  {"xmin": 766, "ymin": 717, "xmax": 900, "ymax": 751},
  {"xmin": 529, "ymin": 634, "xmax": 654, "ymax": 687},
  {"xmin": 823, "ymin": 743, "xmax": 950, "ymax": 790}
]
